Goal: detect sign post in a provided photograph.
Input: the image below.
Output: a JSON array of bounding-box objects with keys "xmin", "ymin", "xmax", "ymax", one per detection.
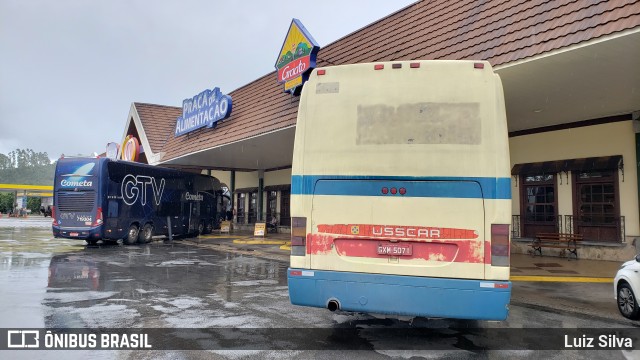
[
  {"xmin": 220, "ymin": 221, "xmax": 231, "ymax": 234},
  {"xmin": 275, "ymin": 19, "xmax": 320, "ymax": 95},
  {"xmin": 254, "ymin": 222, "xmax": 266, "ymax": 237}
]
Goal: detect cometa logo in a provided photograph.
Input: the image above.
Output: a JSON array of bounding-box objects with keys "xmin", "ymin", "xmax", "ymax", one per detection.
[
  {"xmin": 61, "ymin": 179, "xmax": 93, "ymax": 187},
  {"xmin": 185, "ymin": 192, "xmax": 204, "ymax": 201}
]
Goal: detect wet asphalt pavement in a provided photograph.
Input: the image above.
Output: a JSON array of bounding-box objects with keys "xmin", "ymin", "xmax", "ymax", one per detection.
[{"xmin": 1, "ymin": 218, "xmax": 639, "ymax": 359}]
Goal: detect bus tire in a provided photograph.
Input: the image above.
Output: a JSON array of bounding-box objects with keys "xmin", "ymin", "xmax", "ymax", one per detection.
[
  {"xmin": 125, "ymin": 224, "xmax": 139, "ymax": 245},
  {"xmin": 139, "ymin": 223, "xmax": 153, "ymax": 244}
]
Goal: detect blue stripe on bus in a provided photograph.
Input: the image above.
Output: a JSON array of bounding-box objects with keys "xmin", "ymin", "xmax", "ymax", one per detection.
[
  {"xmin": 291, "ymin": 175, "xmax": 511, "ymax": 199},
  {"xmin": 288, "ymin": 268, "xmax": 511, "ymax": 320}
]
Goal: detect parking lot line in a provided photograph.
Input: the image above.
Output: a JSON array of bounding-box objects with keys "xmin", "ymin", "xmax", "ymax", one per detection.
[{"xmin": 510, "ymin": 275, "xmax": 613, "ymax": 283}]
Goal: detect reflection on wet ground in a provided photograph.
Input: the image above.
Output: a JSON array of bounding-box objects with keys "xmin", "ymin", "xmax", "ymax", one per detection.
[
  {"xmin": 1, "ymin": 219, "xmax": 638, "ymax": 358},
  {"xmin": 45, "ymin": 243, "xmax": 288, "ymax": 329},
  {"xmin": 0, "ymin": 221, "xmax": 296, "ymax": 331}
]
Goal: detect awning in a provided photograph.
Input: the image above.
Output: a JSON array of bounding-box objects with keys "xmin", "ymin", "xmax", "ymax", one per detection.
[
  {"xmin": 264, "ymin": 184, "xmax": 291, "ymax": 192},
  {"xmin": 511, "ymin": 155, "xmax": 623, "ymax": 175},
  {"xmin": 235, "ymin": 187, "xmax": 258, "ymax": 194}
]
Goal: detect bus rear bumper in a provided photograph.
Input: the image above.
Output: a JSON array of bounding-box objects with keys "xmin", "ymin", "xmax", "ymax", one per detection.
[
  {"xmin": 52, "ymin": 226, "xmax": 102, "ymax": 240},
  {"xmin": 287, "ymin": 268, "xmax": 511, "ymax": 321}
]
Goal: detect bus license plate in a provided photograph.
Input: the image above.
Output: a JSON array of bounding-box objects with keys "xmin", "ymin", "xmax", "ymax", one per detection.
[
  {"xmin": 70, "ymin": 232, "xmax": 79, "ymax": 237},
  {"xmin": 377, "ymin": 244, "xmax": 412, "ymax": 256}
]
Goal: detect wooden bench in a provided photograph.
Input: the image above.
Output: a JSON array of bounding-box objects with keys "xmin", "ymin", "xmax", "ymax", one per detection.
[{"xmin": 529, "ymin": 233, "xmax": 584, "ymax": 260}]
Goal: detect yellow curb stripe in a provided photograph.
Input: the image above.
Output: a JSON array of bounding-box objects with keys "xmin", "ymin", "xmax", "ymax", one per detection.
[
  {"xmin": 199, "ymin": 235, "xmax": 251, "ymax": 239},
  {"xmin": 280, "ymin": 244, "xmax": 291, "ymax": 251},
  {"xmin": 233, "ymin": 239, "xmax": 289, "ymax": 245},
  {"xmin": 511, "ymin": 275, "xmax": 613, "ymax": 283}
]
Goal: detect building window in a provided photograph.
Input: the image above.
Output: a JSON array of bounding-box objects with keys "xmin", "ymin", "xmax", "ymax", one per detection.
[
  {"xmin": 520, "ymin": 174, "xmax": 558, "ymax": 238},
  {"xmin": 266, "ymin": 191, "xmax": 278, "ymax": 224},
  {"xmin": 573, "ymin": 170, "xmax": 620, "ymax": 242},
  {"xmin": 236, "ymin": 193, "xmax": 246, "ymax": 224},
  {"xmin": 248, "ymin": 192, "xmax": 257, "ymax": 224},
  {"xmin": 280, "ymin": 190, "xmax": 290, "ymax": 226}
]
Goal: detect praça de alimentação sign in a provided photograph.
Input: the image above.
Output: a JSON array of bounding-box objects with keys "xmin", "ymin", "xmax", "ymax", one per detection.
[{"xmin": 175, "ymin": 87, "xmax": 232, "ymax": 137}]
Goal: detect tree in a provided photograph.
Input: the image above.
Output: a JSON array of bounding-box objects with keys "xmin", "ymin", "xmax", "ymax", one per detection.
[
  {"xmin": 0, "ymin": 148, "xmax": 55, "ymax": 185},
  {"xmin": 27, "ymin": 197, "xmax": 42, "ymax": 214},
  {"xmin": 0, "ymin": 193, "xmax": 14, "ymax": 213},
  {"xmin": 0, "ymin": 154, "xmax": 10, "ymax": 170}
]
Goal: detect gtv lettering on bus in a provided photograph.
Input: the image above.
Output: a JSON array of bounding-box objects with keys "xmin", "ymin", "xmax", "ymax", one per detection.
[
  {"xmin": 372, "ymin": 226, "xmax": 441, "ymax": 239},
  {"xmin": 121, "ymin": 175, "xmax": 166, "ymax": 206}
]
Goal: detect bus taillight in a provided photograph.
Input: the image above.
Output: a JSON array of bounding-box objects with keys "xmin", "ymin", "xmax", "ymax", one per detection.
[
  {"xmin": 93, "ymin": 207, "xmax": 103, "ymax": 227},
  {"xmin": 52, "ymin": 206, "xmax": 58, "ymax": 226},
  {"xmin": 491, "ymin": 224, "xmax": 510, "ymax": 267},
  {"xmin": 291, "ymin": 217, "xmax": 307, "ymax": 256}
]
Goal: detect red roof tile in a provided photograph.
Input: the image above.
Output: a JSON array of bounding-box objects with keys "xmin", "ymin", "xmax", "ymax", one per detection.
[
  {"xmin": 152, "ymin": 0, "xmax": 640, "ymax": 164},
  {"xmin": 134, "ymin": 102, "xmax": 181, "ymax": 154}
]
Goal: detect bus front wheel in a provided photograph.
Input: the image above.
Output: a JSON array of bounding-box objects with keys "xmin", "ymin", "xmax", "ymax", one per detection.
[
  {"xmin": 138, "ymin": 223, "xmax": 153, "ymax": 244},
  {"xmin": 125, "ymin": 225, "xmax": 139, "ymax": 245}
]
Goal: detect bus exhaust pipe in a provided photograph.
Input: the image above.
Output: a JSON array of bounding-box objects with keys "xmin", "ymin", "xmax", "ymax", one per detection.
[{"xmin": 327, "ymin": 300, "xmax": 340, "ymax": 312}]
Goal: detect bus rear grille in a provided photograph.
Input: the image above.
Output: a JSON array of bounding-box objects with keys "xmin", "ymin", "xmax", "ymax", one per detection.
[{"xmin": 57, "ymin": 192, "xmax": 96, "ymax": 212}]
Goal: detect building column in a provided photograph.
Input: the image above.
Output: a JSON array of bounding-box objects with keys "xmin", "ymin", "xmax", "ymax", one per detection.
[
  {"xmin": 230, "ymin": 170, "xmax": 235, "ymax": 210},
  {"xmin": 635, "ymin": 113, "xmax": 640, "ymax": 252},
  {"xmin": 258, "ymin": 170, "xmax": 264, "ymax": 222}
]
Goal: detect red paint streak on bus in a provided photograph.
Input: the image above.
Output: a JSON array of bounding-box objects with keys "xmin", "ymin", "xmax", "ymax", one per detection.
[
  {"xmin": 484, "ymin": 240, "xmax": 491, "ymax": 264},
  {"xmin": 307, "ymin": 234, "xmax": 485, "ymax": 263},
  {"xmin": 307, "ymin": 233, "xmax": 333, "ymax": 255}
]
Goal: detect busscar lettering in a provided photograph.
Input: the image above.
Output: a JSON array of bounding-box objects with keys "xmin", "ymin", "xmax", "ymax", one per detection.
[{"xmin": 372, "ymin": 226, "xmax": 441, "ymax": 238}]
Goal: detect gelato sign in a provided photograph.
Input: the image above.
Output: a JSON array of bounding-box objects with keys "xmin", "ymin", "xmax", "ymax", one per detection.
[
  {"xmin": 175, "ymin": 87, "xmax": 232, "ymax": 137},
  {"xmin": 275, "ymin": 19, "xmax": 320, "ymax": 94}
]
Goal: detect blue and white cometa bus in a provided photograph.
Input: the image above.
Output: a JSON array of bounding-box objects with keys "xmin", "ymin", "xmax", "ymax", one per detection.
[
  {"xmin": 288, "ymin": 60, "xmax": 512, "ymax": 320},
  {"xmin": 52, "ymin": 157, "xmax": 223, "ymax": 245}
]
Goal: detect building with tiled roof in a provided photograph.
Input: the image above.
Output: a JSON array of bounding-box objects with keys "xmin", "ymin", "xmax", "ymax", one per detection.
[{"xmin": 119, "ymin": 0, "xmax": 640, "ymax": 260}]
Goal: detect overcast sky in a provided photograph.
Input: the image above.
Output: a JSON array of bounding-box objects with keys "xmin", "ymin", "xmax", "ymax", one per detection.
[{"xmin": 0, "ymin": 0, "xmax": 415, "ymax": 161}]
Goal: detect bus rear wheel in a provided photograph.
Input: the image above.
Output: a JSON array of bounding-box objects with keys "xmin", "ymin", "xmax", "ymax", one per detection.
[
  {"xmin": 125, "ymin": 225, "xmax": 139, "ymax": 245},
  {"xmin": 138, "ymin": 223, "xmax": 153, "ymax": 244}
]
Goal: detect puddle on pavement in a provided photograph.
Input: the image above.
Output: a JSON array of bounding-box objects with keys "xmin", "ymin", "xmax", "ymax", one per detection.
[{"xmin": 0, "ymin": 218, "xmax": 290, "ymax": 329}]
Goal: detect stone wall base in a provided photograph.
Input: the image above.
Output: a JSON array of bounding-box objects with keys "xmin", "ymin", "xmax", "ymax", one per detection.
[{"xmin": 512, "ymin": 237, "xmax": 640, "ymax": 262}]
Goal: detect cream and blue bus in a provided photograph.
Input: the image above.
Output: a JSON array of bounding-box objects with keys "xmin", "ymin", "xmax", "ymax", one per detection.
[{"xmin": 288, "ymin": 60, "xmax": 511, "ymax": 320}]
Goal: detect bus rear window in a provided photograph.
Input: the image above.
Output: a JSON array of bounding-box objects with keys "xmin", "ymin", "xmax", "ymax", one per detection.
[{"xmin": 356, "ymin": 102, "xmax": 481, "ymax": 145}]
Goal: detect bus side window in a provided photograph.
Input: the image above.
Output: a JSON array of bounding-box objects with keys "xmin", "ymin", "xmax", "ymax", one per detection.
[{"xmin": 107, "ymin": 200, "xmax": 118, "ymax": 218}]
